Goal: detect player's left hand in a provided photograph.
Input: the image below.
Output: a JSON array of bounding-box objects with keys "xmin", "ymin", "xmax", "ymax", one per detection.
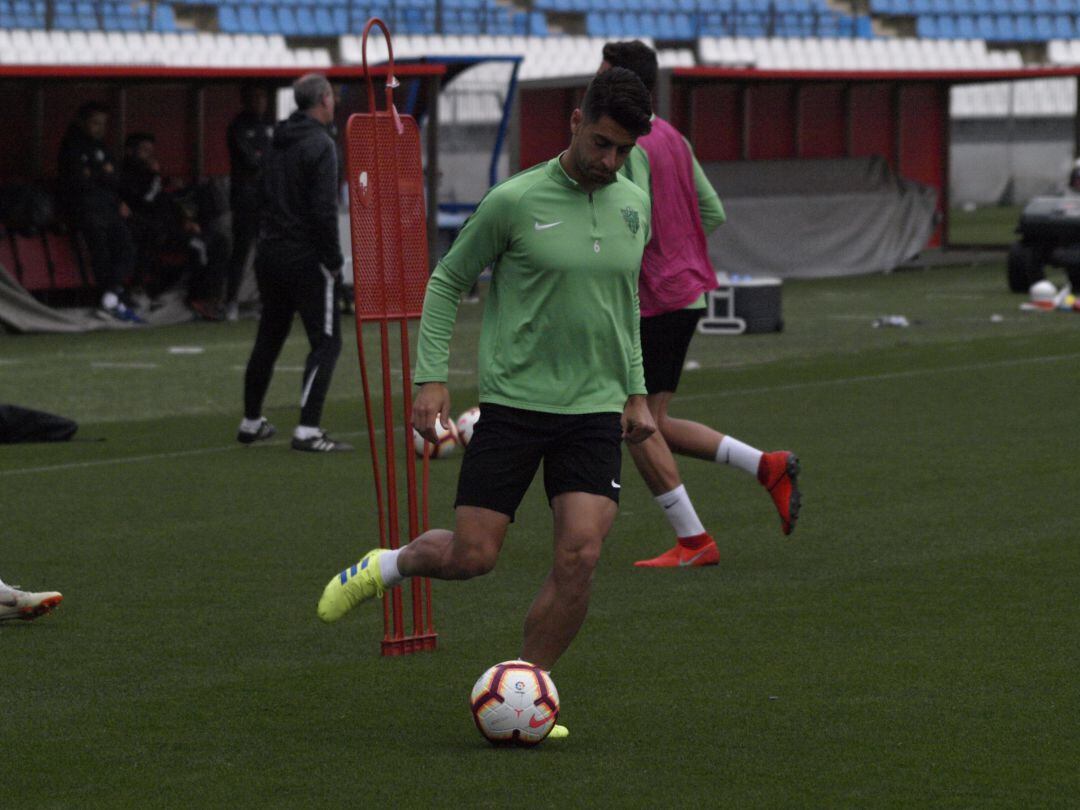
[
  {"xmin": 621, "ymin": 395, "xmax": 656, "ymax": 444},
  {"xmin": 413, "ymin": 382, "xmax": 452, "ymax": 445}
]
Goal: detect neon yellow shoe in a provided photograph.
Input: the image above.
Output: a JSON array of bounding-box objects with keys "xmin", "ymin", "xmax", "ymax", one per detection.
[
  {"xmin": 548, "ymin": 724, "xmax": 569, "ymax": 740},
  {"xmin": 317, "ymin": 549, "xmax": 386, "ymax": 623}
]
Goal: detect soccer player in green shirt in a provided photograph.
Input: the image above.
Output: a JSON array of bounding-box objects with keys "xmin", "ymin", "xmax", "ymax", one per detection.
[{"xmin": 317, "ymin": 69, "xmax": 656, "ymax": 734}]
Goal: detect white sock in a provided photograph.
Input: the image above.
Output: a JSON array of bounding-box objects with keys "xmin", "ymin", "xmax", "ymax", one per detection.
[
  {"xmin": 239, "ymin": 417, "xmax": 264, "ymax": 433},
  {"xmin": 654, "ymin": 485, "xmax": 706, "ymax": 539},
  {"xmin": 379, "ymin": 548, "xmax": 404, "ymax": 587},
  {"xmin": 716, "ymin": 435, "xmax": 763, "ymax": 476},
  {"xmin": 294, "ymin": 425, "xmax": 321, "ymax": 440}
]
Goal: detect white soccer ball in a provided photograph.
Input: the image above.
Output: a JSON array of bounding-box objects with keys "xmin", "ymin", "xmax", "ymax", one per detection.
[
  {"xmin": 413, "ymin": 418, "xmax": 459, "ymax": 459},
  {"xmin": 470, "ymin": 660, "xmax": 560, "ymax": 747},
  {"xmin": 455, "ymin": 406, "xmax": 481, "ymax": 447},
  {"xmin": 1030, "ymin": 279, "xmax": 1057, "ymax": 302}
]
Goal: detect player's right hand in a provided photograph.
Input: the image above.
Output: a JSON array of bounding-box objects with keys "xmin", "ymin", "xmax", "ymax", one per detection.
[{"xmin": 412, "ymin": 382, "xmax": 451, "ymax": 445}]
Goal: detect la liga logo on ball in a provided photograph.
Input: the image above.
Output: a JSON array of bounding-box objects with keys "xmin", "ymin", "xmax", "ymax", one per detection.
[{"xmin": 470, "ymin": 660, "xmax": 560, "ymax": 747}]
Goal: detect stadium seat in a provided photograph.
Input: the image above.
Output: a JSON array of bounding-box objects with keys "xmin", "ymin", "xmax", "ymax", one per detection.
[
  {"xmin": 237, "ymin": 5, "xmax": 259, "ymax": 33},
  {"xmin": 256, "ymin": 5, "xmax": 278, "ymax": 34},
  {"xmin": 218, "ymin": 6, "xmax": 239, "ymax": 33}
]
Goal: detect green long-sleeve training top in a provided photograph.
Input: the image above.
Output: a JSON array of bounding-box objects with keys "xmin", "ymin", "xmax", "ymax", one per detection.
[{"xmin": 415, "ymin": 155, "xmax": 652, "ymax": 415}]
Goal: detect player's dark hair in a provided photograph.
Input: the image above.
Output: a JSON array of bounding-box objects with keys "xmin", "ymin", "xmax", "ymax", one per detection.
[
  {"xmin": 76, "ymin": 101, "xmax": 109, "ymax": 122},
  {"xmin": 293, "ymin": 73, "xmax": 332, "ymax": 111},
  {"xmin": 602, "ymin": 40, "xmax": 658, "ymax": 95},
  {"xmin": 581, "ymin": 67, "xmax": 652, "ymax": 139}
]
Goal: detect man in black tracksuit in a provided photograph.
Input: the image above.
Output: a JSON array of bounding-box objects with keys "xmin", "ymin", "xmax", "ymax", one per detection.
[
  {"xmin": 237, "ymin": 74, "xmax": 352, "ymax": 453},
  {"xmin": 57, "ymin": 101, "xmax": 141, "ymax": 322},
  {"xmin": 224, "ymin": 84, "xmax": 272, "ymax": 320}
]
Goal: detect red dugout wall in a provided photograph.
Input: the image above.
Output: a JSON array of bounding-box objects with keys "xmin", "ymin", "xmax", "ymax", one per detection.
[
  {"xmin": 517, "ymin": 66, "xmax": 1080, "ymax": 250},
  {"xmin": 0, "ymin": 64, "xmax": 444, "ymax": 294}
]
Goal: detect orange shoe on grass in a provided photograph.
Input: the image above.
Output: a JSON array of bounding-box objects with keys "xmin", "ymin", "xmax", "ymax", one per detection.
[
  {"xmin": 634, "ymin": 534, "xmax": 720, "ymax": 568},
  {"xmin": 758, "ymin": 451, "xmax": 801, "ymax": 535}
]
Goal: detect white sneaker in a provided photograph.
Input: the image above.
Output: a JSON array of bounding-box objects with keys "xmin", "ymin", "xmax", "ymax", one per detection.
[{"xmin": 0, "ymin": 585, "xmax": 63, "ymax": 622}]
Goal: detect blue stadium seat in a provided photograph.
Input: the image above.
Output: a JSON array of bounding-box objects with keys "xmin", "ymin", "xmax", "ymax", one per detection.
[
  {"xmin": 1053, "ymin": 13, "xmax": 1074, "ymax": 36},
  {"xmin": 674, "ymin": 10, "xmax": 695, "ymax": 36},
  {"xmin": 218, "ymin": 5, "xmax": 239, "ymax": 33},
  {"xmin": 996, "ymin": 14, "xmax": 1018, "ymax": 38},
  {"xmin": 256, "ymin": 5, "xmax": 278, "ymax": 33},
  {"xmin": 276, "ymin": 6, "xmax": 299, "ymax": 34},
  {"xmin": 291, "ymin": 6, "xmax": 315, "ymax": 34},
  {"xmin": 939, "ymin": 13, "xmax": 961, "ymax": 35},
  {"xmin": 237, "ymin": 4, "xmax": 259, "ymax": 33},
  {"xmin": 5, "ymin": 1, "xmax": 39, "ymax": 28},
  {"xmin": 153, "ymin": 4, "xmax": 177, "ymax": 32},
  {"xmin": 52, "ymin": 2, "xmax": 81, "ymax": 30}
]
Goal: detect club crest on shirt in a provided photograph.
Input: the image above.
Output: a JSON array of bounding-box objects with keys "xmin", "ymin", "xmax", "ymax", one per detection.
[{"xmin": 621, "ymin": 207, "xmax": 640, "ymax": 235}]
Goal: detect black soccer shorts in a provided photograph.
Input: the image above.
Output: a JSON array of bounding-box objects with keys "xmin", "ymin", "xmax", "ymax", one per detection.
[
  {"xmin": 454, "ymin": 403, "xmax": 623, "ymax": 521},
  {"xmin": 639, "ymin": 307, "xmax": 704, "ymax": 395}
]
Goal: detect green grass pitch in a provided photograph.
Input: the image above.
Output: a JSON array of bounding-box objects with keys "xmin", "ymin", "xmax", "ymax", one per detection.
[{"xmin": 3, "ymin": 262, "xmax": 1078, "ymax": 807}]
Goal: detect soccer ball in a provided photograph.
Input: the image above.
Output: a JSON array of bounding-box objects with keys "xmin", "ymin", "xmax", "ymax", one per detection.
[
  {"xmin": 470, "ymin": 660, "xmax": 560, "ymax": 747},
  {"xmin": 455, "ymin": 406, "xmax": 481, "ymax": 447},
  {"xmin": 413, "ymin": 418, "xmax": 459, "ymax": 459},
  {"xmin": 1030, "ymin": 279, "xmax": 1057, "ymax": 302}
]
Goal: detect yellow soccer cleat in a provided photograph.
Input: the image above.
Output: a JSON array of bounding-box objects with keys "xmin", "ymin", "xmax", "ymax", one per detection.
[
  {"xmin": 548, "ymin": 724, "xmax": 569, "ymax": 740},
  {"xmin": 317, "ymin": 549, "xmax": 386, "ymax": 623}
]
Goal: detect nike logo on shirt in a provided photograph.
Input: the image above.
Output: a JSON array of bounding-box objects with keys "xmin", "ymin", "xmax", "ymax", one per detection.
[{"xmin": 534, "ymin": 221, "xmax": 563, "ymax": 231}]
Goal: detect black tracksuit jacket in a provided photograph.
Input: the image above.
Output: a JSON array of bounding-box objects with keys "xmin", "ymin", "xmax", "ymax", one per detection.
[{"xmin": 258, "ymin": 111, "xmax": 343, "ymax": 273}]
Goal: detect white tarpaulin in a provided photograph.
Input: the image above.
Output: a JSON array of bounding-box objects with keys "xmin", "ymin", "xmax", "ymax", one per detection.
[
  {"xmin": 0, "ymin": 263, "xmax": 104, "ymax": 333},
  {"xmin": 702, "ymin": 156, "xmax": 938, "ymax": 279},
  {"xmin": 0, "ymin": 263, "xmax": 198, "ymax": 334}
]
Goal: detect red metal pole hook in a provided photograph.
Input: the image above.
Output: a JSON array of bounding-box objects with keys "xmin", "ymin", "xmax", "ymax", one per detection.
[{"xmin": 361, "ymin": 17, "xmax": 404, "ymax": 135}]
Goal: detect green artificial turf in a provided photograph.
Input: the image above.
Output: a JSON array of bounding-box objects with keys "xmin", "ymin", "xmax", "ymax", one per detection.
[
  {"xmin": 2, "ymin": 263, "xmax": 1078, "ymax": 807},
  {"xmin": 948, "ymin": 205, "xmax": 1022, "ymax": 246}
]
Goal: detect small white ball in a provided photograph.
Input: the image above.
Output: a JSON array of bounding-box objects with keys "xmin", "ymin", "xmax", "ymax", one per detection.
[
  {"xmin": 413, "ymin": 418, "xmax": 459, "ymax": 459},
  {"xmin": 455, "ymin": 406, "xmax": 482, "ymax": 447}
]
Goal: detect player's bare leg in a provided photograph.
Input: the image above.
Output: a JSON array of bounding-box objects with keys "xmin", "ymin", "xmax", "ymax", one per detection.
[
  {"xmin": 521, "ymin": 492, "xmax": 616, "ymax": 671},
  {"xmin": 398, "ymin": 506, "xmax": 510, "ymax": 580},
  {"xmin": 659, "ymin": 399, "xmax": 801, "ymax": 536},
  {"xmin": 629, "ymin": 392, "xmax": 719, "ymax": 567},
  {"xmin": 317, "ymin": 507, "xmax": 509, "ymax": 622}
]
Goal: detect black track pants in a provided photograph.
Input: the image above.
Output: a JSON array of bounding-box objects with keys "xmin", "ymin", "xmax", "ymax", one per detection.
[{"xmin": 243, "ymin": 257, "xmax": 342, "ymax": 427}]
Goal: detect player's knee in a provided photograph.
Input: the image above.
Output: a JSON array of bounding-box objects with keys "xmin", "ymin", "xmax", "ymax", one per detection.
[
  {"xmin": 553, "ymin": 539, "xmax": 602, "ymax": 581},
  {"xmin": 448, "ymin": 544, "xmax": 499, "ymax": 579}
]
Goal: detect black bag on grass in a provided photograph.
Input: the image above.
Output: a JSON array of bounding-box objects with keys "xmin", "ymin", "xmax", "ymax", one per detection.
[{"xmin": 0, "ymin": 404, "xmax": 77, "ymax": 443}]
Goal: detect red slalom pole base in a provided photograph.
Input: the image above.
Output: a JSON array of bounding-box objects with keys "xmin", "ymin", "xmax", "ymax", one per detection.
[{"xmin": 381, "ymin": 632, "xmax": 438, "ymax": 657}]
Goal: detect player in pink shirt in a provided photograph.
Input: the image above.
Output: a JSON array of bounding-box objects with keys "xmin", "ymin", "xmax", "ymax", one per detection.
[{"xmin": 600, "ymin": 42, "xmax": 801, "ymax": 567}]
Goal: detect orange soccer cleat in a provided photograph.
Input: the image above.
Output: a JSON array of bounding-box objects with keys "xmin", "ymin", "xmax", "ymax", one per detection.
[
  {"xmin": 758, "ymin": 451, "xmax": 801, "ymax": 535},
  {"xmin": 634, "ymin": 534, "xmax": 720, "ymax": 568}
]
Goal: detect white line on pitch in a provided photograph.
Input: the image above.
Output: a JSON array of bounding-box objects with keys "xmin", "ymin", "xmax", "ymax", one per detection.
[
  {"xmin": 0, "ymin": 429, "xmax": 368, "ymax": 478},
  {"xmin": 6, "ymin": 352, "xmax": 1076, "ymax": 478},
  {"xmin": 679, "ymin": 352, "xmax": 1080, "ymax": 403},
  {"xmin": 90, "ymin": 361, "xmax": 159, "ymax": 369}
]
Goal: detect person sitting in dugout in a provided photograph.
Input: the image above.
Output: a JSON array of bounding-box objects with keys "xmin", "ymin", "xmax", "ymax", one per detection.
[{"xmin": 118, "ymin": 132, "xmax": 227, "ymax": 320}]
